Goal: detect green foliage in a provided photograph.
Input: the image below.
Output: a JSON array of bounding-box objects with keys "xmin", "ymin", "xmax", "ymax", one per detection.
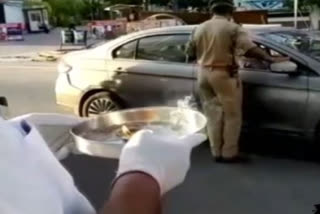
[
  {"xmin": 38, "ymin": 0, "xmax": 211, "ymax": 27},
  {"xmin": 300, "ymin": 0, "xmax": 320, "ymax": 8},
  {"xmin": 178, "ymin": 0, "xmax": 209, "ymax": 8},
  {"xmin": 43, "ymin": 0, "xmax": 86, "ymax": 26},
  {"xmin": 106, "ymin": 0, "xmax": 142, "ymax": 4},
  {"xmin": 285, "ymin": 0, "xmax": 320, "ymax": 9},
  {"xmin": 24, "ymin": 0, "xmax": 45, "ymax": 7}
]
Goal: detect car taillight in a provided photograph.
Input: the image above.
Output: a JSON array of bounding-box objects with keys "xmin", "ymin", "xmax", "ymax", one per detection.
[{"xmin": 58, "ymin": 60, "xmax": 72, "ymax": 73}]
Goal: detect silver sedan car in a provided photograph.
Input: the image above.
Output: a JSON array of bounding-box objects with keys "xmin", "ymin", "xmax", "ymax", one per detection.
[{"xmin": 55, "ymin": 25, "xmax": 320, "ymax": 142}]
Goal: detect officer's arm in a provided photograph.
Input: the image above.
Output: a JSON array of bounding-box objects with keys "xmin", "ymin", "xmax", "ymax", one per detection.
[
  {"xmin": 245, "ymin": 47, "xmax": 274, "ymax": 63},
  {"xmin": 235, "ymin": 26, "xmax": 287, "ymax": 63},
  {"xmin": 245, "ymin": 47, "xmax": 289, "ymax": 63},
  {"xmin": 101, "ymin": 172, "xmax": 162, "ymax": 214}
]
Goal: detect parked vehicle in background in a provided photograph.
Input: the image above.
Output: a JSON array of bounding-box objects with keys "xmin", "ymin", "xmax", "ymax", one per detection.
[{"xmin": 55, "ymin": 25, "xmax": 320, "ymax": 142}]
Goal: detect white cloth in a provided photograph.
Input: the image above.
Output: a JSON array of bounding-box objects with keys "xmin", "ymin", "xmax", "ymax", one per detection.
[
  {"xmin": 117, "ymin": 129, "xmax": 207, "ymax": 195},
  {"xmin": 0, "ymin": 117, "xmax": 95, "ymax": 214},
  {"xmin": 10, "ymin": 113, "xmax": 85, "ymax": 160}
]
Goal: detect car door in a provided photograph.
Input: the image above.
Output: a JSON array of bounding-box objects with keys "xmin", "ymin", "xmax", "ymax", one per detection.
[
  {"xmin": 106, "ymin": 34, "xmax": 194, "ymax": 108},
  {"xmin": 240, "ymin": 45, "xmax": 309, "ymax": 134}
]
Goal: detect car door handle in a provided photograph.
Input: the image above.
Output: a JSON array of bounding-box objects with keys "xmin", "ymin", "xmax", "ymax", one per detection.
[
  {"xmin": 114, "ymin": 67, "xmax": 128, "ymax": 74},
  {"xmin": 114, "ymin": 68, "xmax": 129, "ymax": 77},
  {"xmin": 160, "ymin": 78, "xmax": 168, "ymax": 82},
  {"xmin": 115, "ymin": 67, "xmax": 127, "ymax": 72}
]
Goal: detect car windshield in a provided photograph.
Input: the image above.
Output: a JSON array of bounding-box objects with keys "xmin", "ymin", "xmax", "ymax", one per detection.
[{"xmin": 260, "ymin": 31, "xmax": 320, "ymax": 61}]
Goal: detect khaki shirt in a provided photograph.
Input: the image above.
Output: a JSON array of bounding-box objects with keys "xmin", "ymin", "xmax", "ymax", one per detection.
[{"xmin": 186, "ymin": 16, "xmax": 256, "ymax": 67}]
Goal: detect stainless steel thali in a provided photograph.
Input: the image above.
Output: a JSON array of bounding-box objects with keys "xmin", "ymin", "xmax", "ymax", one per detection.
[{"xmin": 71, "ymin": 107, "xmax": 207, "ymax": 159}]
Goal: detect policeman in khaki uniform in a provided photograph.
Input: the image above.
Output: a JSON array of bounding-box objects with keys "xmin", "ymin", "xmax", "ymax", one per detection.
[{"xmin": 187, "ymin": 0, "xmax": 287, "ymax": 163}]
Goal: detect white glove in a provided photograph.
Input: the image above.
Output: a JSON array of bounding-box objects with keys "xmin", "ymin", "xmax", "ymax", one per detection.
[
  {"xmin": 9, "ymin": 113, "xmax": 85, "ymax": 160},
  {"xmin": 117, "ymin": 129, "xmax": 207, "ymax": 195}
]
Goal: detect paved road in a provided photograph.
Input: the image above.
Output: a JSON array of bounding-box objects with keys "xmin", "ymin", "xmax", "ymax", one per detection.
[
  {"xmin": 0, "ymin": 62, "xmax": 61, "ymax": 116},
  {"xmin": 1, "ymin": 62, "xmax": 320, "ymax": 214},
  {"xmin": 0, "ymin": 29, "xmax": 102, "ymax": 58},
  {"xmin": 0, "ymin": 30, "xmax": 61, "ymax": 57}
]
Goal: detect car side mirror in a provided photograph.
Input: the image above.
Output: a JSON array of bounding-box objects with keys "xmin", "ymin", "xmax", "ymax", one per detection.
[
  {"xmin": 0, "ymin": 97, "xmax": 9, "ymax": 119},
  {"xmin": 270, "ymin": 61, "xmax": 298, "ymax": 75}
]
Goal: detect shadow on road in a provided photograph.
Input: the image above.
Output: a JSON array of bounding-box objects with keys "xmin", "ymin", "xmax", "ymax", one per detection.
[
  {"xmin": 62, "ymin": 134, "xmax": 320, "ymax": 211},
  {"xmin": 240, "ymin": 133, "xmax": 320, "ymax": 162},
  {"xmin": 62, "ymin": 155, "xmax": 118, "ymax": 209}
]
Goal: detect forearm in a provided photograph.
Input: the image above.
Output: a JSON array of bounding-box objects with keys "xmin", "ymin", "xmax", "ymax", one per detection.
[
  {"xmin": 245, "ymin": 47, "xmax": 274, "ymax": 63},
  {"xmin": 101, "ymin": 172, "xmax": 162, "ymax": 214}
]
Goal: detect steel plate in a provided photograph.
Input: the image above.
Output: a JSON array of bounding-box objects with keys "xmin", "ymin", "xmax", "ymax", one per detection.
[{"xmin": 71, "ymin": 107, "xmax": 207, "ymax": 159}]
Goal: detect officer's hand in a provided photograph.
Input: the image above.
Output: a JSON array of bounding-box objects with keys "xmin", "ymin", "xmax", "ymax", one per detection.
[
  {"xmin": 271, "ymin": 56, "xmax": 290, "ymax": 63},
  {"xmin": 117, "ymin": 129, "xmax": 207, "ymax": 195},
  {"xmin": 9, "ymin": 113, "xmax": 85, "ymax": 160}
]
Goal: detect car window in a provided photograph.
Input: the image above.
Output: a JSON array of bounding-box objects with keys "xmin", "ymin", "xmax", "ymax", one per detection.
[
  {"xmin": 260, "ymin": 31, "xmax": 320, "ymax": 62},
  {"xmin": 240, "ymin": 44, "xmax": 285, "ymax": 71},
  {"xmin": 241, "ymin": 44, "xmax": 313, "ymax": 76},
  {"xmin": 136, "ymin": 34, "xmax": 189, "ymax": 63},
  {"xmin": 113, "ymin": 40, "xmax": 137, "ymax": 59}
]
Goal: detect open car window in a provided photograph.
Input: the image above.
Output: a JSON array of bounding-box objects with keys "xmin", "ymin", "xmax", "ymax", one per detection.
[
  {"xmin": 239, "ymin": 43, "xmax": 278, "ymax": 71},
  {"xmin": 240, "ymin": 43, "xmax": 313, "ymax": 76},
  {"xmin": 260, "ymin": 31, "xmax": 320, "ymax": 62}
]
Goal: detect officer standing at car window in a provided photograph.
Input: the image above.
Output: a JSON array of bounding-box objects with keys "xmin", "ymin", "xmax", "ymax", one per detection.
[
  {"xmin": 0, "ymin": 113, "xmax": 206, "ymax": 214},
  {"xmin": 186, "ymin": 0, "xmax": 288, "ymax": 163}
]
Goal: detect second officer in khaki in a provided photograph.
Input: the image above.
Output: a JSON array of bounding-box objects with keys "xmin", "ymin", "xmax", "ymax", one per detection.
[{"xmin": 187, "ymin": 0, "xmax": 287, "ymax": 163}]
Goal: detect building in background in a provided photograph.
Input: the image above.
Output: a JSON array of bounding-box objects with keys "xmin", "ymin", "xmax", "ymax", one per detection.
[
  {"xmin": 0, "ymin": 0, "xmax": 25, "ymax": 25},
  {"xmin": 0, "ymin": 0, "xmax": 24, "ymax": 40},
  {"xmin": 0, "ymin": 0, "xmax": 49, "ymax": 34},
  {"xmin": 24, "ymin": 5, "xmax": 49, "ymax": 32},
  {"xmin": 235, "ymin": 0, "xmax": 285, "ymax": 10},
  {"xmin": 235, "ymin": 0, "xmax": 319, "ymax": 29}
]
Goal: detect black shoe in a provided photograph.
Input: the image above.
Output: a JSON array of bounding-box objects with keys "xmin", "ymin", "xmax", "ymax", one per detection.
[
  {"xmin": 214, "ymin": 156, "xmax": 223, "ymax": 163},
  {"xmin": 220, "ymin": 155, "xmax": 251, "ymax": 164}
]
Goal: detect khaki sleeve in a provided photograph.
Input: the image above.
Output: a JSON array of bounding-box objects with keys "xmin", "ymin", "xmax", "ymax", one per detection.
[
  {"xmin": 185, "ymin": 28, "xmax": 197, "ymax": 58},
  {"xmin": 235, "ymin": 26, "xmax": 257, "ymax": 56}
]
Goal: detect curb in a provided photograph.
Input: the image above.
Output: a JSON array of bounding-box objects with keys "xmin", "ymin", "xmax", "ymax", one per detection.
[
  {"xmin": 0, "ymin": 50, "xmax": 67, "ymax": 62},
  {"xmin": 34, "ymin": 50, "xmax": 67, "ymax": 62},
  {"xmin": 0, "ymin": 56, "xmax": 32, "ymax": 62}
]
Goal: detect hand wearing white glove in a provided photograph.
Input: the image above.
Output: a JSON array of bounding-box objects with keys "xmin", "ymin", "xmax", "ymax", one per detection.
[
  {"xmin": 117, "ymin": 129, "xmax": 207, "ymax": 195},
  {"xmin": 9, "ymin": 113, "xmax": 85, "ymax": 160}
]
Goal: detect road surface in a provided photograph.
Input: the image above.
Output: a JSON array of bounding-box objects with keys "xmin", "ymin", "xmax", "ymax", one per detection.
[
  {"xmin": 0, "ymin": 61, "xmax": 320, "ymax": 214},
  {"xmin": 0, "ymin": 30, "xmax": 61, "ymax": 58},
  {"xmin": 0, "ymin": 62, "xmax": 61, "ymax": 116}
]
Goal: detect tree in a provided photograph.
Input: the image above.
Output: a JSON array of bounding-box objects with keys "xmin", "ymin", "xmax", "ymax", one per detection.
[
  {"xmin": 285, "ymin": 0, "xmax": 320, "ymax": 9},
  {"xmin": 42, "ymin": 0, "xmax": 85, "ymax": 26},
  {"xmin": 284, "ymin": 0, "xmax": 320, "ymax": 29},
  {"xmin": 170, "ymin": 0, "xmax": 209, "ymax": 10},
  {"xmin": 82, "ymin": 0, "xmax": 104, "ymax": 20}
]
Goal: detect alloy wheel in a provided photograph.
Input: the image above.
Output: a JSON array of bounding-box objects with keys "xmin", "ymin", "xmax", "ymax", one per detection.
[{"xmin": 87, "ymin": 97, "xmax": 118, "ymax": 117}]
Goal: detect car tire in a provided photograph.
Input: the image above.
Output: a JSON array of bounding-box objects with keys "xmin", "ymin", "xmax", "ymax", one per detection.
[{"xmin": 81, "ymin": 91, "xmax": 122, "ymax": 117}]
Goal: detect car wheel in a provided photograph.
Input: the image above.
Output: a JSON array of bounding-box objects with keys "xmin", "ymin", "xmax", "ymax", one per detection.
[{"xmin": 81, "ymin": 91, "xmax": 121, "ymax": 117}]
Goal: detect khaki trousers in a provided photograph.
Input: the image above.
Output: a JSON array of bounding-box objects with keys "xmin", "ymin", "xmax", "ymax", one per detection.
[{"xmin": 198, "ymin": 67, "xmax": 243, "ymax": 158}]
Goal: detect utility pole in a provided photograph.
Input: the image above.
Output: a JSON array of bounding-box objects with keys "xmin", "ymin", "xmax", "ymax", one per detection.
[
  {"xmin": 143, "ymin": 0, "xmax": 149, "ymax": 11},
  {"xmin": 172, "ymin": 0, "xmax": 178, "ymax": 11},
  {"xmin": 294, "ymin": 0, "xmax": 298, "ymax": 28}
]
